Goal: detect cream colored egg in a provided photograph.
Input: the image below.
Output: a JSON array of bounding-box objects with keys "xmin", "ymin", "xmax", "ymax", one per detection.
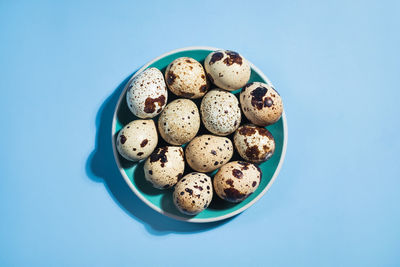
[
  {"xmin": 116, "ymin": 120, "xmax": 158, "ymax": 161},
  {"xmin": 165, "ymin": 57, "xmax": 209, "ymax": 99},
  {"xmin": 158, "ymin": 99, "xmax": 200, "ymax": 145},
  {"xmin": 234, "ymin": 124, "xmax": 275, "ymax": 163},
  {"xmin": 173, "ymin": 172, "xmax": 213, "ymax": 215},
  {"xmin": 185, "ymin": 135, "xmax": 233, "ymax": 173},
  {"xmin": 204, "ymin": 50, "xmax": 250, "ymax": 91},
  {"xmin": 240, "ymin": 82, "xmax": 283, "ymax": 126},
  {"xmin": 213, "ymin": 161, "xmax": 262, "ymax": 203},
  {"xmin": 200, "ymin": 89, "xmax": 241, "ymax": 136},
  {"xmin": 144, "ymin": 146, "xmax": 185, "ymax": 189},
  {"xmin": 126, "ymin": 68, "xmax": 167, "ymax": 119}
]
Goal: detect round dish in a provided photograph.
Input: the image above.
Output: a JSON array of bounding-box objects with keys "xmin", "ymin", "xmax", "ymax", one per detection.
[{"xmin": 112, "ymin": 46, "xmax": 288, "ymax": 223}]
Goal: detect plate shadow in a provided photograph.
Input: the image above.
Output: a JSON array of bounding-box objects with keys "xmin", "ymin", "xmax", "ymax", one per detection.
[{"xmin": 85, "ymin": 71, "xmax": 234, "ymax": 235}]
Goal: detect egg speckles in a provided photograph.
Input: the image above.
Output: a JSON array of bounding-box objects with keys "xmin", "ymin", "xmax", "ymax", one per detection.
[
  {"xmin": 116, "ymin": 120, "xmax": 158, "ymax": 161},
  {"xmin": 204, "ymin": 50, "xmax": 250, "ymax": 91},
  {"xmin": 240, "ymin": 82, "xmax": 283, "ymax": 126},
  {"xmin": 213, "ymin": 161, "xmax": 262, "ymax": 203},
  {"xmin": 158, "ymin": 99, "xmax": 200, "ymax": 145},
  {"xmin": 234, "ymin": 124, "xmax": 275, "ymax": 163},
  {"xmin": 114, "ymin": 49, "xmax": 285, "ymax": 218},
  {"xmin": 165, "ymin": 57, "xmax": 209, "ymax": 99},
  {"xmin": 126, "ymin": 68, "xmax": 168, "ymax": 119},
  {"xmin": 200, "ymin": 89, "xmax": 241, "ymax": 136},
  {"xmin": 173, "ymin": 172, "xmax": 213, "ymax": 215},
  {"xmin": 144, "ymin": 146, "xmax": 185, "ymax": 189},
  {"xmin": 185, "ymin": 135, "xmax": 233, "ymax": 173}
]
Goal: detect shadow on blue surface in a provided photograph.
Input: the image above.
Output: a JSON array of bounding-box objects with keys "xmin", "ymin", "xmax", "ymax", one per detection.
[{"xmin": 86, "ymin": 72, "xmax": 233, "ymax": 235}]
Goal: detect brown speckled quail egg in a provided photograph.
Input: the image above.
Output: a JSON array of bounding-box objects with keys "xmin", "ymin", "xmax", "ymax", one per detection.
[
  {"xmin": 144, "ymin": 146, "xmax": 185, "ymax": 189},
  {"xmin": 240, "ymin": 82, "xmax": 283, "ymax": 126},
  {"xmin": 200, "ymin": 89, "xmax": 241, "ymax": 136},
  {"xmin": 234, "ymin": 124, "xmax": 275, "ymax": 163},
  {"xmin": 213, "ymin": 161, "xmax": 262, "ymax": 203},
  {"xmin": 116, "ymin": 120, "xmax": 158, "ymax": 161},
  {"xmin": 204, "ymin": 50, "xmax": 251, "ymax": 91},
  {"xmin": 185, "ymin": 135, "xmax": 233, "ymax": 173},
  {"xmin": 165, "ymin": 57, "xmax": 209, "ymax": 99},
  {"xmin": 158, "ymin": 99, "xmax": 200, "ymax": 145},
  {"xmin": 173, "ymin": 172, "xmax": 213, "ymax": 215},
  {"xmin": 126, "ymin": 67, "xmax": 167, "ymax": 119}
]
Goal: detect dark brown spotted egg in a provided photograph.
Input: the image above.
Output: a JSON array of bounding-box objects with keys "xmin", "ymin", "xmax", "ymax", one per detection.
[
  {"xmin": 200, "ymin": 89, "xmax": 241, "ymax": 136},
  {"xmin": 240, "ymin": 82, "xmax": 283, "ymax": 126},
  {"xmin": 234, "ymin": 124, "xmax": 275, "ymax": 163},
  {"xmin": 165, "ymin": 57, "xmax": 209, "ymax": 99},
  {"xmin": 126, "ymin": 67, "xmax": 167, "ymax": 119},
  {"xmin": 116, "ymin": 120, "xmax": 158, "ymax": 161},
  {"xmin": 204, "ymin": 50, "xmax": 250, "ymax": 91},
  {"xmin": 173, "ymin": 172, "xmax": 213, "ymax": 215},
  {"xmin": 213, "ymin": 161, "xmax": 262, "ymax": 203},
  {"xmin": 185, "ymin": 135, "xmax": 233, "ymax": 173},
  {"xmin": 158, "ymin": 99, "xmax": 200, "ymax": 145},
  {"xmin": 144, "ymin": 146, "xmax": 184, "ymax": 189}
]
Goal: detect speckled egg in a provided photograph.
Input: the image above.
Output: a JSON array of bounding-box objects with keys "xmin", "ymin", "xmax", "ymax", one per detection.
[
  {"xmin": 200, "ymin": 89, "xmax": 241, "ymax": 136},
  {"xmin": 126, "ymin": 67, "xmax": 167, "ymax": 119},
  {"xmin": 240, "ymin": 82, "xmax": 283, "ymax": 126},
  {"xmin": 204, "ymin": 50, "xmax": 251, "ymax": 91},
  {"xmin": 173, "ymin": 172, "xmax": 213, "ymax": 215},
  {"xmin": 213, "ymin": 161, "xmax": 262, "ymax": 203},
  {"xmin": 165, "ymin": 57, "xmax": 209, "ymax": 99},
  {"xmin": 144, "ymin": 146, "xmax": 185, "ymax": 189},
  {"xmin": 185, "ymin": 135, "xmax": 233, "ymax": 173},
  {"xmin": 158, "ymin": 99, "xmax": 200, "ymax": 145},
  {"xmin": 234, "ymin": 124, "xmax": 275, "ymax": 163},
  {"xmin": 116, "ymin": 120, "xmax": 158, "ymax": 161}
]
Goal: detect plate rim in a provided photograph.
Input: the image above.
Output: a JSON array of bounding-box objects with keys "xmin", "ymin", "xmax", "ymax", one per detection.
[{"xmin": 111, "ymin": 46, "xmax": 288, "ymax": 223}]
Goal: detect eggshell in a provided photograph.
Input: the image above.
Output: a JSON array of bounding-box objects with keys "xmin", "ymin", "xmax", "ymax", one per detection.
[
  {"xmin": 126, "ymin": 67, "xmax": 167, "ymax": 119},
  {"xmin": 116, "ymin": 120, "xmax": 158, "ymax": 161},
  {"xmin": 158, "ymin": 99, "xmax": 200, "ymax": 145},
  {"xmin": 144, "ymin": 146, "xmax": 185, "ymax": 189},
  {"xmin": 185, "ymin": 135, "xmax": 233, "ymax": 172},
  {"xmin": 165, "ymin": 57, "xmax": 209, "ymax": 99},
  {"xmin": 233, "ymin": 124, "xmax": 275, "ymax": 163},
  {"xmin": 213, "ymin": 161, "xmax": 262, "ymax": 203},
  {"xmin": 173, "ymin": 172, "xmax": 213, "ymax": 215},
  {"xmin": 204, "ymin": 50, "xmax": 250, "ymax": 91},
  {"xmin": 240, "ymin": 82, "xmax": 283, "ymax": 126},
  {"xmin": 200, "ymin": 89, "xmax": 241, "ymax": 136}
]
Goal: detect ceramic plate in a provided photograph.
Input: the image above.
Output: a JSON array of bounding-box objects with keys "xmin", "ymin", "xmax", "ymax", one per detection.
[{"xmin": 112, "ymin": 46, "xmax": 287, "ymax": 223}]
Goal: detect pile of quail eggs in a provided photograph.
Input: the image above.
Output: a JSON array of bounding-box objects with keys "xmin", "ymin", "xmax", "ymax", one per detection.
[{"xmin": 116, "ymin": 49, "xmax": 283, "ymax": 216}]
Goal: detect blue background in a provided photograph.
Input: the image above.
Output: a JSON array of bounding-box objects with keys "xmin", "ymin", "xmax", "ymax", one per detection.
[{"xmin": 1, "ymin": 0, "xmax": 399, "ymax": 266}]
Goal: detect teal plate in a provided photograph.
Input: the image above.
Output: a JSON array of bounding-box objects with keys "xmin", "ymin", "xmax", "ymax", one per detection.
[{"xmin": 112, "ymin": 47, "xmax": 287, "ymax": 223}]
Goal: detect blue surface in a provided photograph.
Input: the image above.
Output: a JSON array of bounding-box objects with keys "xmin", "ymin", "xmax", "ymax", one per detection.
[{"xmin": 1, "ymin": 0, "xmax": 399, "ymax": 266}]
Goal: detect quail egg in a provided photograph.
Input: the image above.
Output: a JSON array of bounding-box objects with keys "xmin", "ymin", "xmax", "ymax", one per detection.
[
  {"xmin": 173, "ymin": 172, "xmax": 213, "ymax": 215},
  {"xmin": 185, "ymin": 135, "xmax": 233, "ymax": 173},
  {"xmin": 234, "ymin": 124, "xmax": 275, "ymax": 163},
  {"xmin": 200, "ymin": 89, "xmax": 241, "ymax": 136},
  {"xmin": 240, "ymin": 82, "xmax": 283, "ymax": 126},
  {"xmin": 165, "ymin": 57, "xmax": 209, "ymax": 99},
  {"xmin": 213, "ymin": 161, "xmax": 262, "ymax": 203},
  {"xmin": 144, "ymin": 146, "xmax": 185, "ymax": 189},
  {"xmin": 158, "ymin": 99, "xmax": 200, "ymax": 145},
  {"xmin": 204, "ymin": 50, "xmax": 251, "ymax": 91},
  {"xmin": 126, "ymin": 67, "xmax": 167, "ymax": 119},
  {"xmin": 116, "ymin": 119, "xmax": 158, "ymax": 161}
]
